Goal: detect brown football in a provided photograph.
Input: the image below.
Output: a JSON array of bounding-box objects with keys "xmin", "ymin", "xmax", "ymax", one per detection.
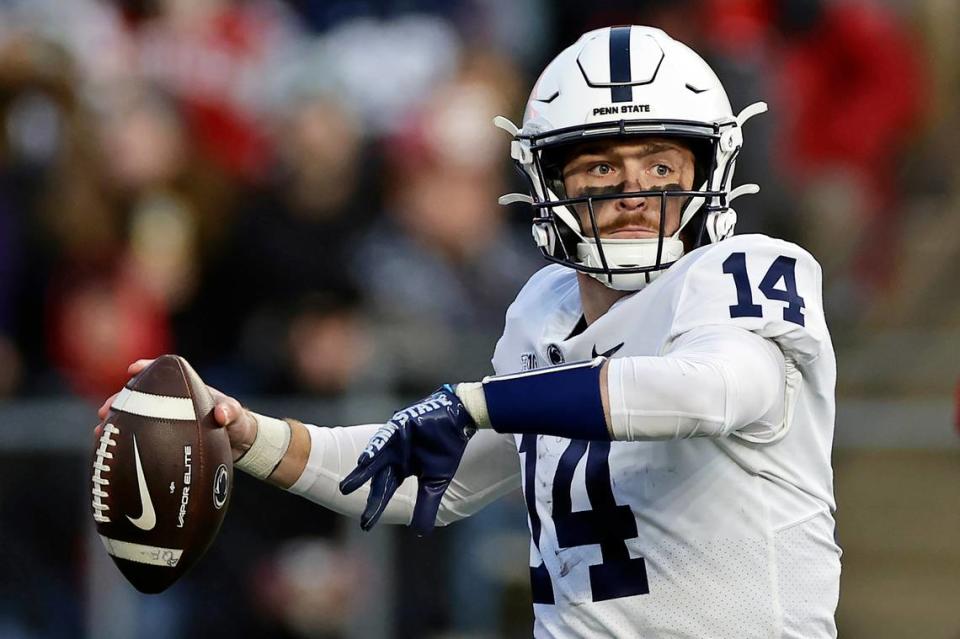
[{"xmin": 90, "ymin": 354, "xmax": 233, "ymax": 593}]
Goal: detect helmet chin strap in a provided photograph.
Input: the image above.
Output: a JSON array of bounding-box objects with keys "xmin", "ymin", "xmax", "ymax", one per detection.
[{"xmin": 577, "ymin": 237, "xmax": 686, "ymax": 291}]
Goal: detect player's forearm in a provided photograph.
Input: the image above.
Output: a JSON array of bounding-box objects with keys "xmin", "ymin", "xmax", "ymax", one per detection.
[
  {"xmin": 457, "ymin": 325, "xmax": 786, "ymax": 442},
  {"xmin": 238, "ymin": 417, "xmax": 520, "ymax": 525},
  {"xmin": 293, "ymin": 424, "xmax": 520, "ymax": 524},
  {"xmin": 232, "ymin": 412, "xmax": 310, "ymax": 489},
  {"xmin": 289, "ymin": 423, "xmax": 420, "ymax": 524},
  {"xmin": 266, "ymin": 418, "xmax": 310, "ymax": 488},
  {"xmin": 234, "ymin": 415, "xmax": 416, "ymax": 522}
]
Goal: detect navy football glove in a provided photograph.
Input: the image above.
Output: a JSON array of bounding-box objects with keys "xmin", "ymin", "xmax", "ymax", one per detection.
[{"xmin": 339, "ymin": 385, "xmax": 477, "ymax": 535}]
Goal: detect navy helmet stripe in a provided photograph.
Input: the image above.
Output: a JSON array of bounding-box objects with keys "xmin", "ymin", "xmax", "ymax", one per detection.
[{"xmin": 609, "ymin": 26, "xmax": 633, "ymax": 103}]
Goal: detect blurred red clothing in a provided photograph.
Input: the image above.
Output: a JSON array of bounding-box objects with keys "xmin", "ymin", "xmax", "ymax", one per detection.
[
  {"xmin": 48, "ymin": 263, "xmax": 171, "ymax": 399},
  {"xmin": 775, "ymin": 1, "xmax": 926, "ymax": 207},
  {"xmin": 134, "ymin": 2, "xmax": 289, "ymax": 181},
  {"xmin": 705, "ymin": 0, "xmax": 926, "ymax": 214}
]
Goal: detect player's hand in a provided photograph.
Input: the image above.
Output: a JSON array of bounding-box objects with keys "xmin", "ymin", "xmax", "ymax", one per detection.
[
  {"xmin": 96, "ymin": 358, "xmax": 258, "ymax": 462},
  {"xmin": 339, "ymin": 385, "xmax": 477, "ymax": 535}
]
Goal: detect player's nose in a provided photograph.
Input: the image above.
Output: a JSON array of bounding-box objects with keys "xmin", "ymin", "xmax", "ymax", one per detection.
[{"xmin": 616, "ymin": 170, "xmax": 655, "ymax": 211}]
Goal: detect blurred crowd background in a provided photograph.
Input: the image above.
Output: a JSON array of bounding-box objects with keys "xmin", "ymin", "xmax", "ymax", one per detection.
[{"xmin": 0, "ymin": 0, "xmax": 957, "ymax": 637}]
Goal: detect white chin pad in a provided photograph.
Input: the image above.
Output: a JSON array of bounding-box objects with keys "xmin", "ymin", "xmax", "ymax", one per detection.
[
  {"xmin": 576, "ymin": 238, "xmax": 686, "ymax": 291},
  {"xmin": 577, "ymin": 237, "xmax": 685, "ymax": 270}
]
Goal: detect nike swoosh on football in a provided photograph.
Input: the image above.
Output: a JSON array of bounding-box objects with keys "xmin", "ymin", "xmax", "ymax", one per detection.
[
  {"xmin": 591, "ymin": 342, "xmax": 625, "ymax": 358},
  {"xmin": 127, "ymin": 435, "xmax": 157, "ymax": 531}
]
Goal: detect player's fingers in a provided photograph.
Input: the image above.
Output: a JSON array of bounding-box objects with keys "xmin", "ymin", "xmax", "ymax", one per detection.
[
  {"xmin": 97, "ymin": 393, "xmax": 119, "ymax": 420},
  {"xmin": 338, "ymin": 455, "xmax": 380, "ymax": 495},
  {"xmin": 207, "ymin": 385, "xmax": 231, "ymax": 405},
  {"xmin": 214, "ymin": 398, "xmax": 244, "ymax": 427},
  {"xmin": 411, "ymin": 478, "xmax": 449, "ymax": 536},
  {"xmin": 215, "ymin": 404, "xmax": 232, "ymax": 426},
  {"xmin": 127, "ymin": 359, "xmax": 155, "ymax": 376},
  {"xmin": 359, "ymin": 466, "xmax": 400, "ymax": 531}
]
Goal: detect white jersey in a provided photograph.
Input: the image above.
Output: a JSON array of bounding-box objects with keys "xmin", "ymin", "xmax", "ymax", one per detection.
[{"xmin": 491, "ymin": 234, "xmax": 840, "ymax": 638}]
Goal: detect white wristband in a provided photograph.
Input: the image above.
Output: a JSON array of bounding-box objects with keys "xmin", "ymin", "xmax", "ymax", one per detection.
[
  {"xmin": 455, "ymin": 382, "xmax": 491, "ymax": 429},
  {"xmin": 235, "ymin": 412, "xmax": 292, "ymax": 479}
]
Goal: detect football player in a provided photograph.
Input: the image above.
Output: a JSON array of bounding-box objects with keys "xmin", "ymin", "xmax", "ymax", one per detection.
[{"xmin": 102, "ymin": 26, "xmax": 840, "ymax": 638}]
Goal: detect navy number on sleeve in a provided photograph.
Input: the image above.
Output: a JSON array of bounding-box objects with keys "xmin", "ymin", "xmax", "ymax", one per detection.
[
  {"xmin": 520, "ymin": 436, "xmax": 649, "ymax": 604},
  {"xmin": 722, "ymin": 252, "xmax": 806, "ymax": 326}
]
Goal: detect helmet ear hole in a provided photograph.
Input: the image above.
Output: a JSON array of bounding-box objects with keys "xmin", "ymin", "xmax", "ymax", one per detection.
[
  {"xmin": 684, "ymin": 137, "xmax": 714, "ymax": 189},
  {"xmin": 539, "ymin": 149, "xmax": 571, "ymax": 200},
  {"xmin": 553, "ymin": 212, "xmax": 581, "ymax": 258},
  {"xmin": 546, "ymin": 177, "xmax": 567, "ymax": 201},
  {"xmin": 680, "ymin": 207, "xmax": 708, "ymax": 251}
]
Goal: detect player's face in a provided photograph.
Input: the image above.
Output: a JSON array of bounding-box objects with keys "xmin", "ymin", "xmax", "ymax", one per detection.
[{"xmin": 561, "ymin": 138, "xmax": 696, "ymax": 238}]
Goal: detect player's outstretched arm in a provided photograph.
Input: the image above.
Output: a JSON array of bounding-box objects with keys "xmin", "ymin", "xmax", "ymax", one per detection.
[{"xmin": 98, "ymin": 359, "xmax": 521, "ymax": 530}]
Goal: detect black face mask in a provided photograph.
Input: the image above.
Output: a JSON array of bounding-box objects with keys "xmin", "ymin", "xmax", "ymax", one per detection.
[
  {"xmin": 570, "ymin": 181, "xmax": 688, "ymax": 237},
  {"xmin": 574, "ymin": 181, "xmax": 685, "ymax": 199},
  {"xmin": 526, "ymin": 131, "xmax": 728, "ymax": 278}
]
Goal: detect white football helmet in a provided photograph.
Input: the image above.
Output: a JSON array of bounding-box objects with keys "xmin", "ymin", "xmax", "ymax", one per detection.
[{"xmin": 496, "ymin": 26, "xmax": 767, "ymax": 291}]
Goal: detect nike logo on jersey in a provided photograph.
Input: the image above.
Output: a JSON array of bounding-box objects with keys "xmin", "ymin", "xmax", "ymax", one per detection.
[
  {"xmin": 127, "ymin": 436, "xmax": 157, "ymax": 531},
  {"xmin": 591, "ymin": 342, "xmax": 625, "ymax": 358}
]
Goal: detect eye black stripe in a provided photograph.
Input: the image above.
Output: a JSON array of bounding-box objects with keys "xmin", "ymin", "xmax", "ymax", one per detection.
[{"xmin": 609, "ymin": 26, "xmax": 633, "ymax": 103}]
